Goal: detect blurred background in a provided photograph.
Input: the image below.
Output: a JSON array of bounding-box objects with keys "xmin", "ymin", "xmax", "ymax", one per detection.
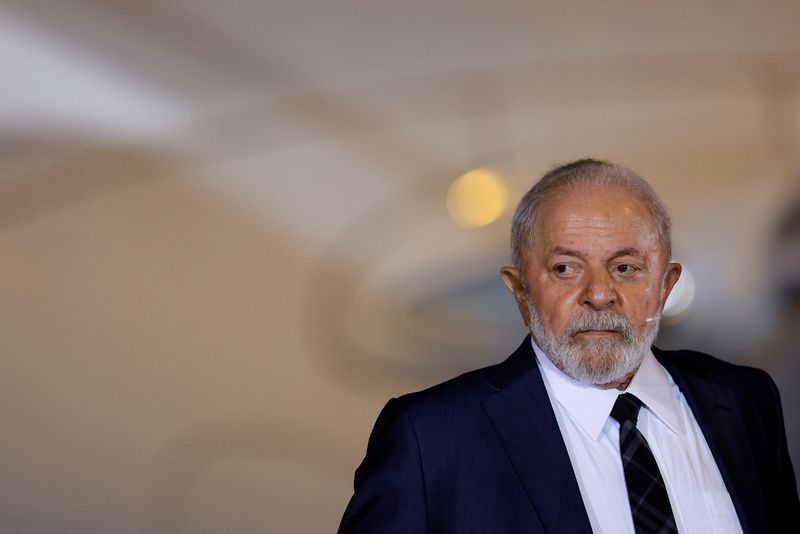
[{"xmin": 1, "ymin": 1, "xmax": 798, "ymax": 532}]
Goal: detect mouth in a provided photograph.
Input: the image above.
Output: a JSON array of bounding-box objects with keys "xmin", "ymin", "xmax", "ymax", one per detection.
[{"xmin": 575, "ymin": 330, "xmax": 619, "ymax": 338}]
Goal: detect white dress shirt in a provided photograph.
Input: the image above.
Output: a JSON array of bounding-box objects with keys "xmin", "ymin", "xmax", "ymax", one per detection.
[{"xmin": 532, "ymin": 339, "xmax": 743, "ymax": 534}]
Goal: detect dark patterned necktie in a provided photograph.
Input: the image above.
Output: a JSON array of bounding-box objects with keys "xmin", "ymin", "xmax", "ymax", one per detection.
[{"xmin": 610, "ymin": 393, "xmax": 678, "ymax": 534}]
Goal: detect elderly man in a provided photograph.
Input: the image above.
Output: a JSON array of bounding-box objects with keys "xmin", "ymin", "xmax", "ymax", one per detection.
[{"xmin": 339, "ymin": 159, "xmax": 799, "ymax": 533}]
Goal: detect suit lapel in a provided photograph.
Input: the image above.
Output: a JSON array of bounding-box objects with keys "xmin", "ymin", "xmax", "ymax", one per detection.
[
  {"xmin": 481, "ymin": 339, "xmax": 593, "ymax": 533},
  {"xmin": 656, "ymin": 350, "xmax": 768, "ymax": 534}
]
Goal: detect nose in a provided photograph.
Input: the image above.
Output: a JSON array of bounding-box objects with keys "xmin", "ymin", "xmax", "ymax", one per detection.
[{"xmin": 581, "ymin": 268, "xmax": 616, "ymax": 310}]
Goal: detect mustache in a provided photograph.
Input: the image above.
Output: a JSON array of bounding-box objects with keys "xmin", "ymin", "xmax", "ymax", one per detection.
[{"xmin": 561, "ymin": 311, "xmax": 635, "ymax": 342}]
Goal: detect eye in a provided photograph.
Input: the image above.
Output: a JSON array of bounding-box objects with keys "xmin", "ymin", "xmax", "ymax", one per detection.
[
  {"xmin": 615, "ymin": 263, "xmax": 638, "ymax": 275},
  {"xmin": 554, "ymin": 264, "xmax": 573, "ymax": 275}
]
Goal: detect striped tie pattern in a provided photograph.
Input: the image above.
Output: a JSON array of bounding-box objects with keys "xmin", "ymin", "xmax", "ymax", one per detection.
[{"xmin": 611, "ymin": 393, "xmax": 678, "ymax": 534}]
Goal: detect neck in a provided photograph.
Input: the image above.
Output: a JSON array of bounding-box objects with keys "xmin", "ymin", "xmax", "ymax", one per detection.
[{"xmin": 597, "ymin": 370, "xmax": 636, "ymax": 391}]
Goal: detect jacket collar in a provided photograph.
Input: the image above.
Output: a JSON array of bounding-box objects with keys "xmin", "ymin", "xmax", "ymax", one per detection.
[
  {"xmin": 654, "ymin": 347, "xmax": 768, "ymax": 534},
  {"xmin": 481, "ymin": 337, "xmax": 593, "ymax": 533}
]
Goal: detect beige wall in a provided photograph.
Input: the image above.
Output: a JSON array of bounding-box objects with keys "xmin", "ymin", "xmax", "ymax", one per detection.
[{"xmin": 1, "ymin": 1, "xmax": 799, "ymax": 532}]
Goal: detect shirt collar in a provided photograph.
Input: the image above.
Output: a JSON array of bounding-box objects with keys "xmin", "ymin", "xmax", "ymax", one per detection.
[
  {"xmin": 531, "ymin": 337, "xmax": 684, "ymax": 441},
  {"xmin": 625, "ymin": 348, "xmax": 684, "ymax": 436}
]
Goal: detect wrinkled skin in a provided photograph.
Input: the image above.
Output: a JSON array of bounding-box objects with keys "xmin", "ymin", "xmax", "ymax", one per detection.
[{"xmin": 501, "ymin": 185, "xmax": 682, "ymax": 389}]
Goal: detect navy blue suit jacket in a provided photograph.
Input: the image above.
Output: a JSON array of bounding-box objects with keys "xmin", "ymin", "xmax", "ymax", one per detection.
[{"xmin": 339, "ymin": 337, "xmax": 799, "ymax": 533}]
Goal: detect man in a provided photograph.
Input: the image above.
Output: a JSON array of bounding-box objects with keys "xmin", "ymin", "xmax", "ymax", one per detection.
[{"xmin": 339, "ymin": 159, "xmax": 799, "ymax": 533}]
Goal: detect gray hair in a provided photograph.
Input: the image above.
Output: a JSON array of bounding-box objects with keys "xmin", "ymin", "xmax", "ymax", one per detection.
[{"xmin": 510, "ymin": 158, "xmax": 672, "ymax": 276}]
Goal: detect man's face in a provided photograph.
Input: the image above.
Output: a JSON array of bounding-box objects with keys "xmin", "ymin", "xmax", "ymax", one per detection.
[{"xmin": 501, "ymin": 185, "xmax": 681, "ymax": 387}]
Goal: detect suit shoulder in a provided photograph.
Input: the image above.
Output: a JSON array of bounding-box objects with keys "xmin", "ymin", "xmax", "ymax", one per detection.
[
  {"xmin": 654, "ymin": 347, "xmax": 776, "ymax": 396},
  {"xmin": 396, "ymin": 337, "xmax": 536, "ymax": 409},
  {"xmin": 394, "ymin": 359, "xmax": 502, "ymax": 413},
  {"xmin": 383, "ymin": 338, "xmax": 537, "ymax": 433}
]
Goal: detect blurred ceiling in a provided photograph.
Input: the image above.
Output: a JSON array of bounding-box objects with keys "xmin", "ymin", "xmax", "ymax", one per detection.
[{"xmin": 2, "ymin": 1, "xmax": 800, "ymax": 372}]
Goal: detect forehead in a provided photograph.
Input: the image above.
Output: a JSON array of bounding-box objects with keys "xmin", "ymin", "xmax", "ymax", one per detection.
[{"xmin": 533, "ymin": 185, "xmax": 660, "ymax": 255}]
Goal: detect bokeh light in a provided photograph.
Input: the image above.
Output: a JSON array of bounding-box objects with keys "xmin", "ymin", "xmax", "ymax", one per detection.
[{"xmin": 446, "ymin": 169, "xmax": 508, "ymax": 228}]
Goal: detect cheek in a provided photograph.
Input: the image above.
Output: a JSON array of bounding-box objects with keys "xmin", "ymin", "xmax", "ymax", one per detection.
[
  {"xmin": 530, "ymin": 286, "xmax": 583, "ymax": 330},
  {"xmin": 620, "ymin": 284, "xmax": 664, "ymax": 325}
]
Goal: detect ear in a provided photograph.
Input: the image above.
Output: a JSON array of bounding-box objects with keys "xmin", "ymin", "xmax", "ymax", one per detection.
[
  {"xmin": 500, "ymin": 266, "xmax": 531, "ymax": 326},
  {"xmin": 660, "ymin": 262, "xmax": 682, "ymax": 307}
]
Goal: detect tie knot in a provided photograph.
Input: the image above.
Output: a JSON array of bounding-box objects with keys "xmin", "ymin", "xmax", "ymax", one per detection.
[{"xmin": 610, "ymin": 392, "xmax": 643, "ymax": 425}]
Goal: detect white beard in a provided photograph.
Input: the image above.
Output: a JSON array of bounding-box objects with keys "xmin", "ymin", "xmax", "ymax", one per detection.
[{"xmin": 526, "ymin": 296, "xmax": 660, "ymax": 386}]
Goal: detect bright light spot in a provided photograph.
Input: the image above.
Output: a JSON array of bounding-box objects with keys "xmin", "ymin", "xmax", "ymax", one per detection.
[
  {"xmin": 663, "ymin": 265, "xmax": 695, "ymax": 321},
  {"xmin": 0, "ymin": 13, "xmax": 188, "ymax": 139},
  {"xmin": 446, "ymin": 169, "xmax": 508, "ymax": 228}
]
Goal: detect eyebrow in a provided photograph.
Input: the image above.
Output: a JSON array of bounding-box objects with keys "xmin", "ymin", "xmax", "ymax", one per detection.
[
  {"xmin": 549, "ymin": 247, "xmax": 645, "ymax": 259},
  {"xmin": 550, "ymin": 246, "xmax": 584, "ymax": 258},
  {"xmin": 609, "ymin": 248, "xmax": 645, "ymax": 259}
]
